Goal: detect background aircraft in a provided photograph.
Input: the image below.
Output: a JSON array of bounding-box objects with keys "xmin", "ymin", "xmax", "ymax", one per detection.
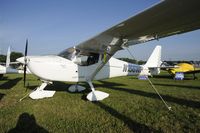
[
  {"xmin": 0, "ymin": 46, "xmax": 20, "ymax": 78},
  {"xmin": 163, "ymin": 63, "xmax": 200, "ymax": 79},
  {"xmin": 17, "ymin": 0, "xmax": 200, "ymax": 101},
  {"xmin": 0, "ymin": 46, "xmax": 31, "ymax": 79}
]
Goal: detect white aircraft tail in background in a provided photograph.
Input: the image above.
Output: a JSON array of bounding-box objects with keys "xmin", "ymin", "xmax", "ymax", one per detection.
[
  {"xmin": 0, "ymin": 46, "xmax": 20, "ymax": 78},
  {"xmin": 6, "ymin": 46, "xmax": 11, "ymax": 68},
  {"xmin": 140, "ymin": 45, "xmax": 162, "ymax": 76}
]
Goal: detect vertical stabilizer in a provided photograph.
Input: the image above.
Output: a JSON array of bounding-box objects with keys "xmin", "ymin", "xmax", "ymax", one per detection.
[
  {"xmin": 144, "ymin": 45, "xmax": 161, "ymax": 68},
  {"xmin": 6, "ymin": 46, "xmax": 11, "ymax": 68},
  {"xmin": 140, "ymin": 45, "xmax": 162, "ymax": 76}
]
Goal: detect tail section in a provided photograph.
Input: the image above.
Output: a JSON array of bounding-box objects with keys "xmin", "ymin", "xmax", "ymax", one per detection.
[
  {"xmin": 140, "ymin": 45, "xmax": 162, "ymax": 76},
  {"xmin": 5, "ymin": 46, "xmax": 19, "ymax": 74},
  {"xmin": 6, "ymin": 46, "xmax": 11, "ymax": 68},
  {"xmin": 144, "ymin": 45, "xmax": 161, "ymax": 68},
  {"xmin": 0, "ymin": 46, "xmax": 11, "ymax": 74}
]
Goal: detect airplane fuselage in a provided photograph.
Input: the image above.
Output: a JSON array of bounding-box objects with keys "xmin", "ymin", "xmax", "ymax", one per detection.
[{"xmin": 18, "ymin": 55, "xmax": 142, "ymax": 82}]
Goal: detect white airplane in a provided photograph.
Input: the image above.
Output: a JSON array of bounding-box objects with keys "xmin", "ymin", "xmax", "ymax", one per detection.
[
  {"xmin": 17, "ymin": 0, "xmax": 200, "ymax": 101},
  {"xmin": 0, "ymin": 46, "xmax": 19, "ymax": 78}
]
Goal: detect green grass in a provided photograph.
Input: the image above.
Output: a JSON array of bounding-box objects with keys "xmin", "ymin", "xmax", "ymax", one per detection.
[{"xmin": 0, "ymin": 72, "xmax": 200, "ymax": 133}]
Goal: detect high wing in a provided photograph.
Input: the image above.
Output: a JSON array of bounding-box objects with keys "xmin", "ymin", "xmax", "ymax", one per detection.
[{"xmin": 76, "ymin": 0, "xmax": 200, "ymax": 55}]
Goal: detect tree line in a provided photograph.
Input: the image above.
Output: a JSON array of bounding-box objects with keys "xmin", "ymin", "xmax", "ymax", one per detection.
[{"xmin": 0, "ymin": 52, "xmax": 23, "ymax": 63}]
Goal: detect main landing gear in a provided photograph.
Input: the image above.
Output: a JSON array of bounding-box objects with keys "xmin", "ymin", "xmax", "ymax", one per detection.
[
  {"xmin": 86, "ymin": 81, "xmax": 109, "ymax": 101},
  {"xmin": 68, "ymin": 81, "xmax": 109, "ymax": 101}
]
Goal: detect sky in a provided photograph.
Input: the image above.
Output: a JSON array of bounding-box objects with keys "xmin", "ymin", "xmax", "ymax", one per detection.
[{"xmin": 0, "ymin": 0, "xmax": 200, "ymax": 61}]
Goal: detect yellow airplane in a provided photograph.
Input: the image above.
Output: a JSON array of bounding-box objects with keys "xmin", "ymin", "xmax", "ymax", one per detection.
[{"xmin": 166, "ymin": 63, "xmax": 200, "ymax": 79}]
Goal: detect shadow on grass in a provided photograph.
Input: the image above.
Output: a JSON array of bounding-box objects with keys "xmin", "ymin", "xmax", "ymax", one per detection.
[
  {"xmin": 26, "ymin": 81, "xmax": 89, "ymax": 93},
  {"xmin": 94, "ymin": 102, "xmax": 158, "ymax": 132},
  {"xmin": 154, "ymin": 83, "xmax": 200, "ymax": 90},
  {"xmin": 153, "ymin": 75, "xmax": 173, "ymax": 79},
  {"xmin": 0, "ymin": 76, "xmax": 8, "ymax": 80},
  {"xmin": 25, "ymin": 81, "xmax": 71, "ymax": 91},
  {"xmin": 153, "ymin": 74, "xmax": 199, "ymax": 80},
  {"xmin": 0, "ymin": 93, "xmax": 5, "ymax": 101},
  {"xmin": 0, "ymin": 78, "xmax": 22, "ymax": 89},
  {"xmin": 24, "ymin": 79, "xmax": 200, "ymax": 109},
  {"xmin": 98, "ymin": 80, "xmax": 200, "ymax": 109},
  {"xmin": 48, "ymin": 81, "xmax": 73, "ymax": 92},
  {"xmin": 8, "ymin": 112, "xmax": 49, "ymax": 133},
  {"xmin": 93, "ymin": 77, "xmax": 126, "ymax": 88}
]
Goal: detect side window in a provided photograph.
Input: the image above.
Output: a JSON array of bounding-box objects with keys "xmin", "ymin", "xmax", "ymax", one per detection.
[
  {"xmin": 87, "ymin": 54, "xmax": 99, "ymax": 65},
  {"xmin": 73, "ymin": 55, "xmax": 88, "ymax": 66},
  {"xmin": 73, "ymin": 53, "xmax": 99, "ymax": 66}
]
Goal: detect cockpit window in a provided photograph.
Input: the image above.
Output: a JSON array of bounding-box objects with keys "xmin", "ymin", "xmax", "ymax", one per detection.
[
  {"xmin": 58, "ymin": 47, "xmax": 78, "ymax": 60},
  {"xmin": 72, "ymin": 53, "xmax": 99, "ymax": 66},
  {"xmin": 58, "ymin": 47, "xmax": 99, "ymax": 66}
]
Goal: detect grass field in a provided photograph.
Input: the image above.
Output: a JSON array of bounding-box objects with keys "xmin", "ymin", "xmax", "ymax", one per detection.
[{"xmin": 0, "ymin": 72, "xmax": 200, "ymax": 133}]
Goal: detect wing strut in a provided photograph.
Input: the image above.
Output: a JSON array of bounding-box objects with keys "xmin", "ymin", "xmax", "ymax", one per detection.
[
  {"xmin": 86, "ymin": 53, "xmax": 112, "ymax": 101},
  {"xmin": 87, "ymin": 38, "xmax": 127, "ymax": 81},
  {"xmin": 86, "ymin": 38, "xmax": 127, "ymax": 101},
  {"xmin": 86, "ymin": 81, "xmax": 109, "ymax": 101}
]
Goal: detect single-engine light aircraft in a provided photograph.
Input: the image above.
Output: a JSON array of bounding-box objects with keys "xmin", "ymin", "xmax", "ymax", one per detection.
[
  {"xmin": 164, "ymin": 63, "xmax": 200, "ymax": 79},
  {"xmin": 17, "ymin": 0, "xmax": 200, "ymax": 101}
]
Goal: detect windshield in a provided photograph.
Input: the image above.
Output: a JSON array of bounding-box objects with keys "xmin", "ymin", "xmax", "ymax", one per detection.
[
  {"xmin": 58, "ymin": 47, "xmax": 78, "ymax": 60},
  {"xmin": 58, "ymin": 47, "xmax": 99, "ymax": 66}
]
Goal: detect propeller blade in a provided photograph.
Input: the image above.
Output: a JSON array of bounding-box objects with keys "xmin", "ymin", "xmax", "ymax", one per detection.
[
  {"xmin": 23, "ymin": 39, "xmax": 28, "ymax": 88},
  {"xmin": 25, "ymin": 39, "xmax": 28, "ymax": 56},
  {"xmin": 24, "ymin": 64, "xmax": 27, "ymax": 87}
]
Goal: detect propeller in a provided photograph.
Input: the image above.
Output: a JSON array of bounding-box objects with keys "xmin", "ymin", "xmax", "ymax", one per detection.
[{"xmin": 24, "ymin": 39, "xmax": 28, "ymax": 88}]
